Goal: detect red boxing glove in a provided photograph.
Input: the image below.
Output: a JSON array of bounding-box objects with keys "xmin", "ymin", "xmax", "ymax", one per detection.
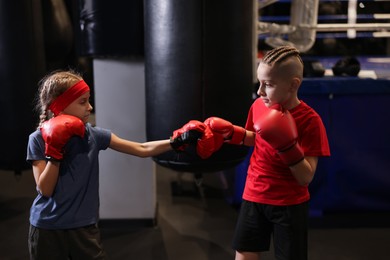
[
  {"xmin": 41, "ymin": 115, "xmax": 85, "ymax": 161},
  {"xmin": 204, "ymin": 117, "xmax": 246, "ymax": 145},
  {"xmin": 254, "ymin": 104, "xmax": 304, "ymax": 166},
  {"xmin": 170, "ymin": 120, "xmax": 219, "ymax": 159},
  {"xmin": 170, "ymin": 120, "xmax": 206, "ymax": 151},
  {"xmin": 196, "ymin": 125, "xmax": 217, "ymax": 159}
]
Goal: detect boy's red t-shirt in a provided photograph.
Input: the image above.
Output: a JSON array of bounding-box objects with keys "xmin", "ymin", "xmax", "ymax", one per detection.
[{"xmin": 243, "ymin": 99, "xmax": 330, "ymax": 206}]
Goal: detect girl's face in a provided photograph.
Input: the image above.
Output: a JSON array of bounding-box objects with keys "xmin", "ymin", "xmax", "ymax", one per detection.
[
  {"xmin": 256, "ymin": 63, "xmax": 296, "ymax": 108},
  {"xmin": 61, "ymin": 92, "xmax": 93, "ymax": 124}
]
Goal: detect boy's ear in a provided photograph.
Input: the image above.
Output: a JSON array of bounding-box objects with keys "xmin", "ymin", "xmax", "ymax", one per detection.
[{"xmin": 290, "ymin": 77, "xmax": 301, "ymax": 92}]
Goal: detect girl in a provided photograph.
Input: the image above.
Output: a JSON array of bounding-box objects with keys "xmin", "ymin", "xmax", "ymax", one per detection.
[{"xmin": 26, "ymin": 70, "xmax": 204, "ymax": 259}]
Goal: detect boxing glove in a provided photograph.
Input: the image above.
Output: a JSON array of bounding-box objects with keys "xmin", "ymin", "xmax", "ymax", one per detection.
[
  {"xmin": 196, "ymin": 125, "xmax": 217, "ymax": 159},
  {"xmin": 41, "ymin": 115, "xmax": 86, "ymax": 161},
  {"xmin": 204, "ymin": 117, "xmax": 246, "ymax": 145},
  {"xmin": 254, "ymin": 104, "xmax": 304, "ymax": 166},
  {"xmin": 170, "ymin": 120, "xmax": 205, "ymax": 151}
]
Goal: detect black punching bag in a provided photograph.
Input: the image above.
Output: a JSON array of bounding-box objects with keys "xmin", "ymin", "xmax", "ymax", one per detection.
[
  {"xmin": 75, "ymin": 0, "xmax": 144, "ymax": 57},
  {"xmin": 0, "ymin": 0, "xmax": 45, "ymax": 172},
  {"xmin": 144, "ymin": 0, "xmax": 254, "ymax": 172},
  {"xmin": 41, "ymin": 0, "xmax": 74, "ymax": 69}
]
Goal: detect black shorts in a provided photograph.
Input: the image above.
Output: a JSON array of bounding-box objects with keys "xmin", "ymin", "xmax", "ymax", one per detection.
[
  {"xmin": 232, "ymin": 200, "xmax": 308, "ymax": 260},
  {"xmin": 28, "ymin": 224, "xmax": 106, "ymax": 260}
]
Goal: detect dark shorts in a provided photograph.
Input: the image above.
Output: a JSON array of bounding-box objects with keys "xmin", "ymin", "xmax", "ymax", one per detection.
[
  {"xmin": 28, "ymin": 224, "xmax": 106, "ymax": 260},
  {"xmin": 232, "ymin": 200, "xmax": 308, "ymax": 260}
]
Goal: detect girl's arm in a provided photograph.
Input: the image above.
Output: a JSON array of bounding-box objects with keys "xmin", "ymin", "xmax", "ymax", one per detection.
[
  {"xmin": 32, "ymin": 160, "xmax": 60, "ymax": 197},
  {"xmin": 109, "ymin": 133, "xmax": 172, "ymax": 157}
]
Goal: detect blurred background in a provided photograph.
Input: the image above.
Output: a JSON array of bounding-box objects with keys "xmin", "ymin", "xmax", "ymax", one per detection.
[{"xmin": 1, "ymin": 0, "xmax": 390, "ymax": 259}]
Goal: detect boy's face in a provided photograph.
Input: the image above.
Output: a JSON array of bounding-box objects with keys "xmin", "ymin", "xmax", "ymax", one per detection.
[
  {"xmin": 256, "ymin": 62, "xmax": 295, "ymax": 108},
  {"xmin": 61, "ymin": 92, "xmax": 93, "ymax": 124}
]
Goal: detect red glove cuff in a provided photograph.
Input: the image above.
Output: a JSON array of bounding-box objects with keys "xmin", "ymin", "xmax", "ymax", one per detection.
[
  {"xmin": 45, "ymin": 144, "xmax": 64, "ymax": 161},
  {"xmin": 196, "ymin": 126, "xmax": 220, "ymax": 159},
  {"xmin": 228, "ymin": 126, "xmax": 246, "ymax": 145},
  {"xmin": 278, "ymin": 142, "xmax": 304, "ymax": 166}
]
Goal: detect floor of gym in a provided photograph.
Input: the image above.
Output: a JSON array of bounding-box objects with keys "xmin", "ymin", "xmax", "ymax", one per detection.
[{"xmin": 1, "ymin": 165, "xmax": 390, "ymax": 260}]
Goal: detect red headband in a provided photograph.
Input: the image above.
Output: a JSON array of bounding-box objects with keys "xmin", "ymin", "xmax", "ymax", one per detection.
[{"xmin": 49, "ymin": 80, "xmax": 90, "ymax": 116}]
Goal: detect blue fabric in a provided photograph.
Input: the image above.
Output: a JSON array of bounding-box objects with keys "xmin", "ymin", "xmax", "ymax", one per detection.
[
  {"xmin": 300, "ymin": 78, "xmax": 390, "ymax": 95},
  {"xmin": 300, "ymin": 81, "xmax": 390, "ymax": 213},
  {"xmin": 26, "ymin": 123, "xmax": 111, "ymax": 229}
]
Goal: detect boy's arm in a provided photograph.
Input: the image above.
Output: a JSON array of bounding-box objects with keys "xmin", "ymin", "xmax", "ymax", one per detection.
[
  {"xmin": 289, "ymin": 156, "xmax": 318, "ymax": 186},
  {"xmin": 242, "ymin": 130, "xmax": 256, "ymax": 146},
  {"xmin": 253, "ymin": 104, "xmax": 320, "ymax": 186},
  {"xmin": 290, "ymin": 156, "xmax": 318, "ymax": 186}
]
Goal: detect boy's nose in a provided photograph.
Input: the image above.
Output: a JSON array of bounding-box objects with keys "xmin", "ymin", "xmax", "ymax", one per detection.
[{"xmin": 257, "ymin": 85, "xmax": 265, "ymax": 96}]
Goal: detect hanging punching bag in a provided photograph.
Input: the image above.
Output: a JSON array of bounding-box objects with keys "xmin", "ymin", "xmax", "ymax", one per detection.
[
  {"xmin": 144, "ymin": 0, "xmax": 254, "ymax": 172},
  {"xmin": 0, "ymin": 0, "xmax": 46, "ymax": 172},
  {"xmin": 75, "ymin": 0, "xmax": 144, "ymax": 57},
  {"xmin": 41, "ymin": 0, "xmax": 74, "ymax": 69}
]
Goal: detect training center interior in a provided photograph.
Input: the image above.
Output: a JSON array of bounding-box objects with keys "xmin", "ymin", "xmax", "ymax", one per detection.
[{"xmin": 1, "ymin": 0, "xmax": 390, "ymax": 259}]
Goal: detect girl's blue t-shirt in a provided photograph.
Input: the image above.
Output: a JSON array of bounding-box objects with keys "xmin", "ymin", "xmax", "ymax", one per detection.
[{"xmin": 26, "ymin": 123, "xmax": 111, "ymax": 229}]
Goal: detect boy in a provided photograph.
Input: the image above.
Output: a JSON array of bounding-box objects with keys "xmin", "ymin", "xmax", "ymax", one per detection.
[{"xmin": 201, "ymin": 46, "xmax": 330, "ymax": 260}]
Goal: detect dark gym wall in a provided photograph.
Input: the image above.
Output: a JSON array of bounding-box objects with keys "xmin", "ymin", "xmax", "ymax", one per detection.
[{"xmin": 0, "ymin": 0, "xmax": 46, "ymax": 172}]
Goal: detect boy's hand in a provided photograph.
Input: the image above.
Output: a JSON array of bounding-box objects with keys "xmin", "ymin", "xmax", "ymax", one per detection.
[
  {"xmin": 41, "ymin": 115, "xmax": 85, "ymax": 161},
  {"xmin": 254, "ymin": 104, "xmax": 304, "ymax": 166},
  {"xmin": 204, "ymin": 117, "xmax": 246, "ymax": 145},
  {"xmin": 195, "ymin": 125, "xmax": 217, "ymax": 159}
]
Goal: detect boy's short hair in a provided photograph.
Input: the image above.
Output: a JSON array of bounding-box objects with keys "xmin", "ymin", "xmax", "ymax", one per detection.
[{"xmin": 262, "ymin": 46, "xmax": 303, "ymax": 66}]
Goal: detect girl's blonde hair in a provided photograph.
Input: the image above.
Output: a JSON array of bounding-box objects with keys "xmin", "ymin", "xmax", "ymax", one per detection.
[{"xmin": 35, "ymin": 70, "xmax": 83, "ymax": 128}]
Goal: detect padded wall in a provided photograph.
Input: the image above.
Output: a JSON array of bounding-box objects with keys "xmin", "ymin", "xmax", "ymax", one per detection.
[{"xmin": 300, "ymin": 78, "xmax": 390, "ymax": 213}]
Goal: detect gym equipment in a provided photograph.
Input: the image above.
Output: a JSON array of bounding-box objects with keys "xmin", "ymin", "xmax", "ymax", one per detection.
[
  {"xmin": 144, "ymin": 0, "xmax": 254, "ymax": 173},
  {"xmin": 258, "ymin": 0, "xmax": 390, "ymax": 52},
  {"xmin": 332, "ymin": 56, "xmax": 361, "ymax": 76}
]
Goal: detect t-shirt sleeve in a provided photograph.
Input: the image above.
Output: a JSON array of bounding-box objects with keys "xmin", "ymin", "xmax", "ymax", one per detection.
[
  {"xmin": 300, "ymin": 115, "xmax": 331, "ymax": 157},
  {"xmin": 26, "ymin": 130, "xmax": 46, "ymax": 163},
  {"xmin": 90, "ymin": 125, "xmax": 112, "ymax": 150},
  {"xmin": 245, "ymin": 105, "xmax": 254, "ymax": 131}
]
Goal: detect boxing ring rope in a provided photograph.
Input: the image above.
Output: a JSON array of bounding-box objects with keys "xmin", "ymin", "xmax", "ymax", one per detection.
[
  {"xmin": 261, "ymin": 0, "xmax": 390, "ymax": 2},
  {"xmin": 258, "ymin": 22, "xmax": 390, "ymax": 33},
  {"xmin": 260, "ymin": 14, "xmax": 390, "ymax": 22},
  {"xmin": 258, "ymin": 0, "xmax": 390, "ymax": 52}
]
